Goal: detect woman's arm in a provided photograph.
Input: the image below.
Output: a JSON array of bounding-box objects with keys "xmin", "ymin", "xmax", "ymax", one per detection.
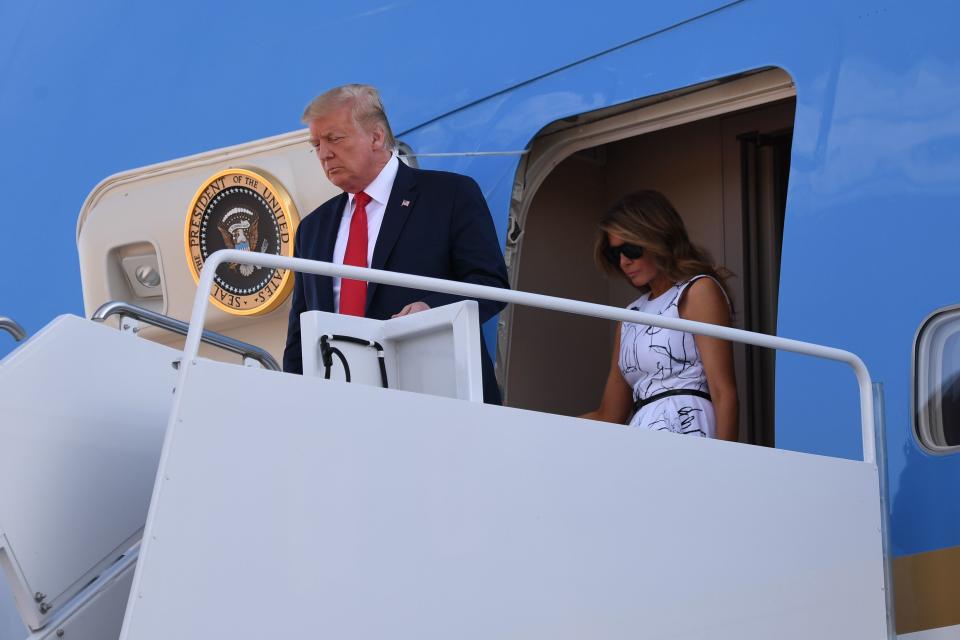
[
  {"xmin": 580, "ymin": 324, "xmax": 634, "ymax": 424},
  {"xmin": 679, "ymin": 278, "xmax": 739, "ymax": 441}
]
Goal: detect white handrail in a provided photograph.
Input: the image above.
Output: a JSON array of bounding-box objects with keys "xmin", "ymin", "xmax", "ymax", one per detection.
[{"xmin": 183, "ymin": 249, "xmax": 876, "ymax": 464}]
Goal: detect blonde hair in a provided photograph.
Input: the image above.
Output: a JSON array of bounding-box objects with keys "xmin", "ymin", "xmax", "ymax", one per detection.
[
  {"xmin": 595, "ymin": 190, "xmax": 733, "ymax": 299},
  {"xmin": 301, "ymin": 84, "xmax": 396, "ymax": 150}
]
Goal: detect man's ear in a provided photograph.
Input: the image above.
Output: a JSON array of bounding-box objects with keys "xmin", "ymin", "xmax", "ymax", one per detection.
[{"xmin": 370, "ymin": 124, "xmax": 386, "ymax": 151}]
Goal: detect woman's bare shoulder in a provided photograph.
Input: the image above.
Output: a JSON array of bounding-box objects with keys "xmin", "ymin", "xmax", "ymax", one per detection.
[{"xmin": 679, "ymin": 276, "xmax": 729, "ymax": 323}]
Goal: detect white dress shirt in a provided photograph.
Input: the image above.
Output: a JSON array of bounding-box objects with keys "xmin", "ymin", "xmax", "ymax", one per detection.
[{"xmin": 332, "ymin": 154, "xmax": 400, "ymax": 312}]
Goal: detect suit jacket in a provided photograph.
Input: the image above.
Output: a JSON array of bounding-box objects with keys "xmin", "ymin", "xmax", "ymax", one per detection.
[{"xmin": 283, "ymin": 161, "xmax": 509, "ymax": 403}]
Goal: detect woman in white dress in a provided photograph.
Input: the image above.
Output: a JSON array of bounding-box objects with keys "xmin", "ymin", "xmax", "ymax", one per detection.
[{"xmin": 581, "ymin": 191, "xmax": 738, "ymax": 440}]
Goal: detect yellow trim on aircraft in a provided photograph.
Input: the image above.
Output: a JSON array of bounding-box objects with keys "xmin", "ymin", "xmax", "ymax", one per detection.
[{"xmin": 894, "ymin": 545, "xmax": 960, "ymax": 634}]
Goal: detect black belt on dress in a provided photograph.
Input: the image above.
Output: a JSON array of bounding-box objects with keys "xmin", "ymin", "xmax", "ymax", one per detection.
[{"xmin": 632, "ymin": 389, "xmax": 712, "ymax": 414}]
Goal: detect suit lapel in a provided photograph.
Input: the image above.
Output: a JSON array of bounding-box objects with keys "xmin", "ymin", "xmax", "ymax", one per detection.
[
  {"xmin": 316, "ymin": 193, "xmax": 348, "ymax": 311},
  {"xmin": 367, "ymin": 162, "xmax": 418, "ymax": 308}
]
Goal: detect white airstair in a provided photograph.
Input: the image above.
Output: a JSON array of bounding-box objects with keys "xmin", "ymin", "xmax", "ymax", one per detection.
[{"xmin": 0, "ymin": 252, "xmax": 891, "ymax": 639}]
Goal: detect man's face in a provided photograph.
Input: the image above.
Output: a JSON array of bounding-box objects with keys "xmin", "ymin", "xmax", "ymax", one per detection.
[{"xmin": 308, "ymin": 104, "xmax": 387, "ymax": 194}]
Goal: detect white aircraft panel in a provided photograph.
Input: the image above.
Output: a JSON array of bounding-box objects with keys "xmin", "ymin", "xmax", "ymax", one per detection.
[
  {"xmin": 300, "ymin": 300, "xmax": 483, "ymax": 402},
  {"xmin": 122, "ymin": 359, "xmax": 887, "ymax": 639},
  {"xmin": 0, "ymin": 316, "xmax": 176, "ymax": 629},
  {"xmin": 0, "ymin": 573, "xmax": 26, "ymax": 640}
]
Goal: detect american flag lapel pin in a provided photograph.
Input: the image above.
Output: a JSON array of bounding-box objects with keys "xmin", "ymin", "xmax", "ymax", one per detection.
[{"xmin": 401, "ymin": 199, "xmax": 411, "ymax": 207}]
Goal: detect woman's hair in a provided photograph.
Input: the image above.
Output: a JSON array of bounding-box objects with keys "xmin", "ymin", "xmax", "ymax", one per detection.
[{"xmin": 594, "ymin": 190, "xmax": 733, "ymax": 298}]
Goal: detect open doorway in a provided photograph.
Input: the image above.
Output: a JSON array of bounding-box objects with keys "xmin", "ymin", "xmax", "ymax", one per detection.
[{"xmin": 499, "ymin": 69, "xmax": 795, "ymax": 446}]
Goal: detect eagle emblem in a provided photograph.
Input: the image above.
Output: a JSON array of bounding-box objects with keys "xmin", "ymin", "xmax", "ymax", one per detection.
[{"xmin": 217, "ymin": 207, "xmax": 265, "ymax": 276}]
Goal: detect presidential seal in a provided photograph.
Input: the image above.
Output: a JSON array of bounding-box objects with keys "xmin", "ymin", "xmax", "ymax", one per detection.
[{"xmin": 185, "ymin": 168, "xmax": 300, "ymax": 315}]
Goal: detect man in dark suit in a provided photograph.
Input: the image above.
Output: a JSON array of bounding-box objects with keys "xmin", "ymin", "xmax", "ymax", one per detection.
[{"xmin": 283, "ymin": 84, "xmax": 509, "ymax": 403}]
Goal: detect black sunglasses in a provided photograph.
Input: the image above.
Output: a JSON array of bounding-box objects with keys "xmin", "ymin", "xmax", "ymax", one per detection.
[{"xmin": 602, "ymin": 242, "xmax": 645, "ymax": 265}]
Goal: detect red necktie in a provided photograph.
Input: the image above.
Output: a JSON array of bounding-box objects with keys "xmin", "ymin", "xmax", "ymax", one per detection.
[{"xmin": 340, "ymin": 191, "xmax": 371, "ymax": 316}]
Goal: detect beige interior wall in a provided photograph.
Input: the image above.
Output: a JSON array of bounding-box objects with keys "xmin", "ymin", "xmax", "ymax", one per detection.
[
  {"xmin": 506, "ymin": 102, "xmax": 795, "ymax": 436},
  {"xmin": 603, "ymin": 117, "xmax": 730, "ymax": 312},
  {"xmin": 507, "ymin": 156, "xmax": 612, "ymax": 415}
]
